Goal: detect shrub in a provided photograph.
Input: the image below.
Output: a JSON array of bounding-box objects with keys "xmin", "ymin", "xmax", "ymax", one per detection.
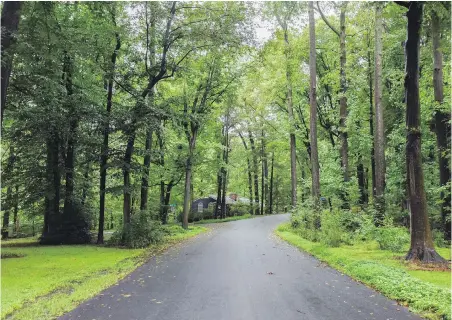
[
  {"xmin": 229, "ymin": 203, "xmax": 250, "ymax": 216},
  {"xmin": 108, "ymin": 213, "xmax": 164, "ymax": 248},
  {"xmin": 374, "ymin": 226, "xmax": 410, "ymax": 252},
  {"xmin": 433, "ymin": 230, "xmax": 449, "ymax": 248},
  {"xmin": 320, "ymin": 210, "xmax": 344, "ymax": 247}
]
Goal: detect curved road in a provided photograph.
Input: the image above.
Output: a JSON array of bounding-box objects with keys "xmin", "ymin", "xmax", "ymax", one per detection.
[{"xmin": 61, "ymin": 214, "xmax": 420, "ymax": 320}]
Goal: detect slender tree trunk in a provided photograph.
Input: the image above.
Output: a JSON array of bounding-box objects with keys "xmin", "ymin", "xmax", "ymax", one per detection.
[
  {"xmin": 283, "ymin": 30, "xmax": 297, "ymax": 208},
  {"xmin": 263, "ymin": 134, "xmax": 269, "ymax": 214},
  {"xmin": 239, "ymin": 132, "xmax": 254, "ymax": 214},
  {"xmin": 43, "ymin": 132, "xmax": 61, "ymax": 239},
  {"xmin": 140, "ymin": 4, "xmax": 156, "ymax": 212},
  {"xmin": 13, "ymin": 185, "xmax": 19, "ymax": 233},
  {"xmin": 338, "ymin": 3, "xmax": 350, "ymax": 208},
  {"xmin": 157, "ymin": 129, "xmax": 166, "ymax": 220},
  {"xmin": 374, "ymin": 3, "xmax": 386, "ymax": 224},
  {"xmin": 214, "ymin": 169, "xmax": 222, "ymax": 219},
  {"xmin": 368, "ymin": 40, "xmax": 376, "ymax": 198},
  {"xmin": 1, "ymin": 1, "xmax": 22, "ymax": 123},
  {"xmin": 161, "ymin": 181, "xmax": 173, "ymax": 224},
  {"xmin": 123, "ymin": 133, "xmax": 135, "ymax": 226},
  {"xmin": 140, "ymin": 127, "xmax": 154, "ymax": 212},
  {"xmin": 182, "ymin": 130, "xmax": 197, "ymax": 229},
  {"xmin": 269, "ymin": 153, "xmax": 274, "ymax": 214},
  {"xmin": 402, "ymin": 2, "xmax": 445, "ymax": 263},
  {"xmin": 249, "ymin": 131, "xmax": 260, "ymax": 215},
  {"xmin": 98, "ymin": 32, "xmax": 120, "ymax": 244},
  {"xmin": 2, "ymin": 187, "xmax": 12, "ymax": 240},
  {"xmin": 431, "ymin": 10, "xmax": 451, "ymax": 241},
  {"xmin": 261, "ymin": 138, "xmax": 265, "ymax": 216},
  {"xmin": 357, "ymin": 155, "xmax": 367, "ymax": 206},
  {"xmin": 309, "ymin": 2, "xmax": 321, "ymax": 205}
]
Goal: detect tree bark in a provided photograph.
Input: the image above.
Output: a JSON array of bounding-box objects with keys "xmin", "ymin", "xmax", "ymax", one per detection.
[
  {"xmin": 309, "ymin": 2, "xmax": 321, "ymax": 204},
  {"xmin": 402, "ymin": 2, "xmax": 445, "ymax": 263},
  {"xmin": 367, "ymin": 37, "xmax": 376, "ymax": 198},
  {"xmin": 1, "ymin": 1, "xmax": 22, "ymax": 123},
  {"xmin": 182, "ymin": 129, "xmax": 197, "ymax": 229},
  {"xmin": 239, "ymin": 132, "xmax": 254, "ymax": 214},
  {"xmin": 98, "ymin": 31, "xmax": 120, "ymax": 244},
  {"xmin": 269, "ymin": 152, "xmax": 274, "ymax": 214},
  {"xmin": 284, "ymin": 30, "xmax": 298, "ymax": 208},
  {"xmin": 431, "ymin": 9, "xmax": 451, "ymax": 241},
  {"xmin": 249, "ymin": 131, "xmax": 260, "ymax": 215},
  {"xmin": 374, "ymin": 3, "xmax": 386, "ymax": 224}
]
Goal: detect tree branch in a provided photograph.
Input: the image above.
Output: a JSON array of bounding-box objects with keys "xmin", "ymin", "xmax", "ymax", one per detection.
[{"xmin": 316, "ymin": 2, "xmax": 340, "ymax": 37}]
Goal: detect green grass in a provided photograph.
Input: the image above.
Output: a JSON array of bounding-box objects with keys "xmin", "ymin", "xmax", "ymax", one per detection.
[
  {"xmin": 1, "ymin": 225, "xmax": 206, "ymax": 320},
  {"xmin": 276, "ymin": 223, "xmax": 451, "ymax": 320}
]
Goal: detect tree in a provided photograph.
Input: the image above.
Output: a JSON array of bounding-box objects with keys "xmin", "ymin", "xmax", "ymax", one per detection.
[
  {"xmin": 309, "ymin": 2, "xmax": 321, "ymax": 204},
  {"xmin": 373, "ymin": 3, "xmax": 386, "ymax": 224},
  {"xmin": 317, "ymin": 1, "xmax": 350, "ymax": 208},
  {"xmin": 396, "ymin": 1, "xmax": 445, "ymax": 263},
  {"xmin": 1, "ymin": 1, "xmax": 23, "ymax": 123},
  {"xmin": 430, "ymin": 6, "xmax": 451, "ymax": 241}
]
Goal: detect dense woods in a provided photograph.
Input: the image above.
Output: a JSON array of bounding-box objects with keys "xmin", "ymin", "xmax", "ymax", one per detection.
[{"xmin": 1, "ymin": 1, "xmax": 450, "ymax": 263}]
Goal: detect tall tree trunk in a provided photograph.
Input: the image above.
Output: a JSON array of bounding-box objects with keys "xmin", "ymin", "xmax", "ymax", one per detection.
[
  {"xmin": 269, "ymin": 153, "xmax": 274, "ymax": 214},
  {"xmin": 374, "ymin": 3, "xmax": 386, "ymax": 224},
  {"xmin": 263, "ymin": 133, "xmax": 269, "ymax": 214},
  {"xmin": 162, "ymin": 181, "xmax": 174, "ymax": 224},
  {"xmin": 2, "ymin": 149, "xmax": 15, "ymax": 239},
  {"xmin": 431, "ymin": 9, "xmax": 451, "ymax": 241},
  {"xmin": 239, "ymin": 132, "xmax": 254, "ymax": 214},
  {"xmin": 221, "ymin": 116, "xmax": 230, "ymax": 218},
  {"xmin": 368, "ymin": 39, "xmax": 376, "ymax": 198},
  {"xmin": 1, "ymin": 1, "xmax": 22, "ymax": 123},
  {"xmin": 98, "ymin": 31, "xmax": 120, "ymax": 244},
  {"xmin": 338, "ymin": 3, "xmax": 349, "ymax": 208},
  {"xmin": 43, "ymin": 131, "xmax": 61, "ymax": 239},
  {"xmin": 214, "ymin": 169, "xmax": 222, "ymax": 219},
  {"xmin": 182, "ymin": 130, "xmax": 197, "ymax": 229},
  {"xmin": 140, "ymin": 4, "xmax": 156, "ymax": 212},
  {"xmin": 401, "ymin": 2, "xmax": 445, "ymax": 263},
  {"xmin": 283, "ymin": 29, "xmax": 298, "ymax": 208},
  {"xmin": 140, "ymin": 127, "xmax": 154, "ymax": 212},
  {"xmin": 157, "ymin": 129, "xmax": 166, "ymax": 220},
  {"xmin": 309, "ymin": 2, "xmax": 321, "ymax": 204},
  {"xmin": 13, "ymin": 185, "xmax": 19, "ymax": 233},
  {"xmin": 123, "ymin": 133, "xmax": 135, "ymax": 227},
  {"xmin": 357, "ymin": 154, "xmax": 367, "ymax": 206},
  {"xmin": 249, "ymin": 131, "xmax": 260, "ymax": 215}
]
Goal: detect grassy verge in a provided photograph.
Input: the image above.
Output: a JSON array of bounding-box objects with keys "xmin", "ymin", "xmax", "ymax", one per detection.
[
  {"xmin": 276, "ymin": 223, "xmax": 451, "ymax": 320},
  {"xmin": 1, "ymin": 225, "xmax": 206, "ymax": 320}
]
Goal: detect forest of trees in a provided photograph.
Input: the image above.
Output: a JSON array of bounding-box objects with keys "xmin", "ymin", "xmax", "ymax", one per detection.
[{"xmin": 1, "ymin": 1, "xmax": 450, "ymax": 262}]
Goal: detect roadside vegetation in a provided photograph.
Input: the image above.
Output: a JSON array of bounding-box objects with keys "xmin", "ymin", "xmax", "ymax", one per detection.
[
  {"xmin": 1, "ymin": 225, "xmax": 206, "ymax": 320},
  {"xmin": 276, "ymin": 207, "xmax": 451, "ymax": 320}
]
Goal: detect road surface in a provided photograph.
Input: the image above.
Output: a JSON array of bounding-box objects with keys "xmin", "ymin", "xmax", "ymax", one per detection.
[{"xmin": 60, "ymin": 214, "xmax": 421, "ymax": 320}]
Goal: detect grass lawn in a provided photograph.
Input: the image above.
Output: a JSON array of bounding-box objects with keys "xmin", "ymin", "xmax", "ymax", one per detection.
[
  {"xmin": 1, "ymin": 225, "xmax": 206, "ymax": 320},
  {"xmin": 276, "ymin": 223, "xmax": 451, "ymax": 320}
]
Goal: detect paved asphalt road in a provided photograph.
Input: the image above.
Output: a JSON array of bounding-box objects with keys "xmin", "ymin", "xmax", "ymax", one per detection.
[{"xmin": 61, "ymin": 214, "xmax": 421, "ymax": 320}]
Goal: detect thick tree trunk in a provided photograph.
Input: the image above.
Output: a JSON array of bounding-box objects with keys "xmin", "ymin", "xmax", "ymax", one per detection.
[
  {"xmin": 283, "ymin": 30, "xmax": 298, "ymax": 208},
  {"xmin": 402, "ymin": 2, "xmax": 445, "ymax": 263},
  {"xmin": 249, "ymin": 131, "xmax": 260, "ymax": 215},
  {"xmin": 98, "ymin": 32, "xmax": 120, "ymax": 244},
  {"xmin": 309, "ymin": 2, "xmax": 320, "ymax": 204},
  {"xmin": 431, "ymin": 10, "xmax": 451, "ymax": 241},
  {"xmin": 1, "ymin": 1, "xmax": 22, "ymax": 123},
  {"xmin": 374, "ymin": 3, "xmax": 386, "ymax": 224}
]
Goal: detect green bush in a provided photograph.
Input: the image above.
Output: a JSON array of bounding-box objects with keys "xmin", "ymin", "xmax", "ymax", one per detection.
[
  {"xmin": 320, "ymin": 210, "xmax": 344, "ymax": 247},
  {"xmin": 229, "ymin": 202, "xmax": 250, "ymax": 216},
  {"xmin": 108, "ymin": 213, "xmax": 164, "ymax": 248},
  {"xmin": 433, "ymin": 230, "xmax": 449, "ymax": 248},
  {"xmin": 374, "ymin": 226, "xmax": 410, "ymax": 252}
]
